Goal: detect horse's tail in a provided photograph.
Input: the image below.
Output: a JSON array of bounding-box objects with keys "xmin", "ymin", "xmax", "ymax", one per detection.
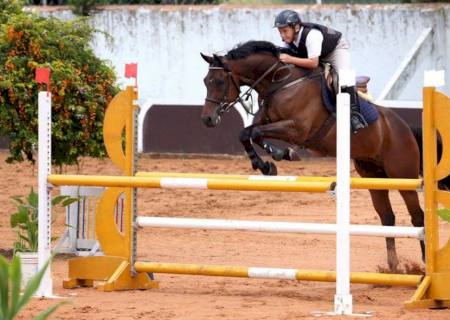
[{"xmin": 411, "ymin": 126, "xmax": 450, "ymax": 190}]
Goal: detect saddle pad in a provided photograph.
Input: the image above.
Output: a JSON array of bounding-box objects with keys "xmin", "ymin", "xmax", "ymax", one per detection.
[{"xmin": 320, "ymin": 76, "xmax": 379, "ymax": 124}]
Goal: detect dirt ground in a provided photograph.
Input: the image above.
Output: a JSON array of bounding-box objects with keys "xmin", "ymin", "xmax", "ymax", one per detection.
[{"xmin": 1, "ymin": 151, "xmax": 450, "ymax": 320}]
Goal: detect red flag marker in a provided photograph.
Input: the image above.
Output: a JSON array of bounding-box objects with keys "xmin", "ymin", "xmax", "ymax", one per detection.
[
  {"xmin": 36, "ymin": 67, "xmax": 51, "ymax": 93},
  {"xmin": 125, "ymin": 63, "xmax": 138, "ymax": 87}
]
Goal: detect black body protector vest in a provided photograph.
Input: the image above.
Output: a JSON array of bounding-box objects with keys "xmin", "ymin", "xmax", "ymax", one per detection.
[{"xmin": 288, "ymin": 22, "xmax": 342, "ymax": 59}]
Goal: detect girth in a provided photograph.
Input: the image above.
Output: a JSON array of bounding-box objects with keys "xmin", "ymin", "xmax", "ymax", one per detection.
[{"xmin": 302, "ymin": 114, "xmax": 336, "ymax": 153}]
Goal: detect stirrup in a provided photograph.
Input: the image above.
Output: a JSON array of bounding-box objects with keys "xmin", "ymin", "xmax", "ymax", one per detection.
[
  {"xmin": 351, "ymin": 112, "xmax": 368, "ymax": 133},
  {"xmin": 351, "ymin": 110, "xmax": 368, "ymax": 124}
]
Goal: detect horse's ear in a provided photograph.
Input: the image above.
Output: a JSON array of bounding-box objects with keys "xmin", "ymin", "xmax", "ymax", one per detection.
[
  {"xmin": 200, "ymin": 52, "xmax": 213, "ymax": 64},
  {"xmin": 212, "ymin": 54, "xmax": 224, "ymax": 67}
]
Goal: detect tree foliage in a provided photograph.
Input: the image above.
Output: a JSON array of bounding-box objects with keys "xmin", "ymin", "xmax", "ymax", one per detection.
[{"xmin": 0, "ymin": 0, "xmax": 119, "ymax": 166}]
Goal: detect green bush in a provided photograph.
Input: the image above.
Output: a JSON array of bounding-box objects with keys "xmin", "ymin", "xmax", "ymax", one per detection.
[
  {"xmin": 0, "ymin": 1, "xmax": 119, "ymax": 167},
  {"xmin": 0, "ymin": 1, "xmax": 23, "ymax": 23},
  {"xmin": 65, "ymin": 0, "xmax": 224, "ymax": 16},
  {"xmin": 0, "ymin": 255, "xmax": 67, "ymax": 320},
  {"xmin": 67, "ymin": 0, "xmax": 97, "ymax": 16},
  {"xmin": 22, "ymin": 0, "xmax": 450, "ymax": 5},
  {"xmin": 10, "ymin": 188, "xmax": 78, "ymax": 253}
]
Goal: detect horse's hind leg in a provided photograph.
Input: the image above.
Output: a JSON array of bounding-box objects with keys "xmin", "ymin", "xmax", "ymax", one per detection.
[
  {"xmin": 381, "ymin": 143, "xmax": 425, "ymax": 264},
  {"xmin": 367, "ymin": 189, "xmax": 400, "ymax": 271},
  {"xmin": 354, "ymin": 161, "xmax": 400, "ymax": 271},
  {"xmin": 398, "ymin": 190, "xmax": 425, "ymax": 262}
]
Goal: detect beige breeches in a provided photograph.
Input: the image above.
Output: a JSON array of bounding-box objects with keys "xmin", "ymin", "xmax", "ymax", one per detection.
[{"xmin": 321, "ymin": 38, "xmax": 352, "ymax": 78}]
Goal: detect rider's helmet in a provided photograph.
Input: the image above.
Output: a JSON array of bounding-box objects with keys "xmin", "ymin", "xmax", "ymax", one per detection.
[{"xmin": 273, "ymin": 10, "xmax": 301, "ymax": 28}]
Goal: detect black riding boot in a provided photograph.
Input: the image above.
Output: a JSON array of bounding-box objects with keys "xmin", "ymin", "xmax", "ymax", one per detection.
[{"xmin": 343, "ymin": 86, "xmax": 368, "ymax": 133}]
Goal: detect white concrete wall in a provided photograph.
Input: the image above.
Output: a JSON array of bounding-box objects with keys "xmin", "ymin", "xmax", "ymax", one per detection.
[{"xmin": 43, "ymin": 4, "xmax": 450, "ymax": 104}]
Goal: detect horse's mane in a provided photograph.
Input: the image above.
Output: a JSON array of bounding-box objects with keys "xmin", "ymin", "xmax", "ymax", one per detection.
[{"xmin": 225, "ymin": 41, "xmax": 279, "ymax": 60}]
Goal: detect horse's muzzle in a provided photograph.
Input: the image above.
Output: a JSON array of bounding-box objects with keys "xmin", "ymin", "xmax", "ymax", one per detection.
[{"xmin": 201, "ymin": 114, "xmax": 221, "ymax": 128}]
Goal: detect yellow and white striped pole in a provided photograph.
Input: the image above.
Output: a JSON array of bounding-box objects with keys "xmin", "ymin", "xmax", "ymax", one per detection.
[
  {"xmin": 137, "ymin": 172, "xmax": 422, "ymax": 191},
  {"xmin": 48, "ymin": 174, "xmax": 422, "ymax": 192},
  {"xmin": 47, "ymin": 175, "xmax": 333, "ymax": 193},
  {"xmin": 134, "ymin": 262, "xmax": 421, "ymax": 287}
]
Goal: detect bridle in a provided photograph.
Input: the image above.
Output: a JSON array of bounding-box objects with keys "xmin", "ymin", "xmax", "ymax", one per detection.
[
  {"xmin": 204, "ymin": 61, "xmax": 282, "ymax": 116},
  {"xmin": 204, "ymin": 66, "xmax": 244, "ymax": 115}
]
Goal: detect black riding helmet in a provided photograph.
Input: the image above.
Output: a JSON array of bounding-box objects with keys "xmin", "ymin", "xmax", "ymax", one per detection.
[{"xmin": 273, "ymin": 10, "xmax": 301, "ymax": 28}]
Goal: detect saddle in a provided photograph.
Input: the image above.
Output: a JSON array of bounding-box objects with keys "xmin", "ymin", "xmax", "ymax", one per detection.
[
  {"xmin": 322, "ymin": 63, "xmax": 371, "ymax": 98},
  {"xmin": 320, "ymin": 65, "xmax": 379, "ymax": 126}
]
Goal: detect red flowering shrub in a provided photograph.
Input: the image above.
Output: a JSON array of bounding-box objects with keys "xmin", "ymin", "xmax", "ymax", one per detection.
[{"xmin": 0, "ymin": 0, "xmax": 119, "ymax": 167}]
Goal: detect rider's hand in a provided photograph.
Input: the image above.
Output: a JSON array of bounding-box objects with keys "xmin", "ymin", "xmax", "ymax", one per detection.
[{"xmin": 279, "ymin": 53, "xmax": 293, "ymax": 64}]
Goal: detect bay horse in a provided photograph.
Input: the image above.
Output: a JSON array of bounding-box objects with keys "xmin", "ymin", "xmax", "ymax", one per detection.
[{"xmin": 200, "ymin": 40, "xmax": 426, "ymax": 271}]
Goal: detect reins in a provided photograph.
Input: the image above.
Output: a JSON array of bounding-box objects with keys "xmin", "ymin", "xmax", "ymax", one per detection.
[{"xmin": 205, "ymin": 60, "xmax": 323, "ymax": 116}]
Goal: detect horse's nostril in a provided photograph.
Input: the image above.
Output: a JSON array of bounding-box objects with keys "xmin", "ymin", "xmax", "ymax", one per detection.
[{"xmin": 201, "ymin": 115, "xmax": 213, "ymax": 127}]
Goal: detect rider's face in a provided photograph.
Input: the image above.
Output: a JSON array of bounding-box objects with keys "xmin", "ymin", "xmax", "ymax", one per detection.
[{"xmin": 278, "ymin": 25, "xmax": 299, "ymax": 44}]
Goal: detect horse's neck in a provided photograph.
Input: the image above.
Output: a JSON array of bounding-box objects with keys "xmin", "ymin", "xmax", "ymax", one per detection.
[
  {"xmin": 229, "ymin": 56, "xmax": 270, "ymax": 92},
  {"xmin": 233, "ymin": 55, "xmax": 308, "ymax": 95}
]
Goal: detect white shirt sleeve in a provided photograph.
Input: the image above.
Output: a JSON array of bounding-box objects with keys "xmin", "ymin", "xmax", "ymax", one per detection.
[{"xmin": 305, "ymin": 29, "xmax": 323, "ymax": 59}]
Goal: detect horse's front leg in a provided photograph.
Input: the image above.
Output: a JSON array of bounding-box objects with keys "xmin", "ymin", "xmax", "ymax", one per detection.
[
  {"xmin": 252, "ymin": 133, "xmax": 297, "ymax": 162},
  {"xmin": 239, "ymin": 120, "xmax": 299, "ymax": 176},
  {"xmin": 239, "ymin": 125, "xmax": 277, "ymax": 175}
]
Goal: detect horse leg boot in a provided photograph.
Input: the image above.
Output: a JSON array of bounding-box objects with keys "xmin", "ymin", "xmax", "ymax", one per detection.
[
  {"xmin": 259, "ymin": 141, "xmax": 296, "ymax": 162},
  {"xmin": 250, "ymin": 127, "xmax": 296, "ymax": 162},
  {"xmin": 239, "ymin": 127, "xmax": 277, "ymax": 175},
  {"xmin": 249, "ymin": 120, "xmax": 301, "ymax": 174},
  {"xmin": 342, "ymin": 86, "xmax": 368, "ymax": 133}
]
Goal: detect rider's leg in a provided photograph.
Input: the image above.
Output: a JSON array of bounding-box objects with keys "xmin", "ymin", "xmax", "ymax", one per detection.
[
  {"xmin": 342, "ymin": 85, "xmax": 368, "ymax": 133},
  {"xmin": 322, "ymin": 38, "xmax": 368, "ymax": 133}
]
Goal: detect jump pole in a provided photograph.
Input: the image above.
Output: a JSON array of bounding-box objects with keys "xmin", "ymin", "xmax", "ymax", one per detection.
[
  {"xmin": 133, "ymin": 262, "xmax": 422, "ymax": 287},
  {"xmin": 136, "ymin": 172, "xmax": 422, "ymax": 191},
  {"xmin": 48, "ymin": 174, "xmax": 333, "ymax": 193},
  {"xmin": 135, "ymin": 216, "xmax": 424, "ymax": 239}
]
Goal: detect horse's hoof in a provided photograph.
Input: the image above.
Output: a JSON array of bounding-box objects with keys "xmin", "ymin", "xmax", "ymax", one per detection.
[
  {"xmin": 271, "ymin": 149, "xmax": 285, "ymax": 161},
  {"xmin": 251, "ymin": 159, "xmax": 260, "ymax": 170},
  {"xmin": 388, "ymin": 256, "xmax": 400, "ymax": 273},
  {"xmin": 262, "ymin": 161, "xmax": 277, "ymax": 176}
]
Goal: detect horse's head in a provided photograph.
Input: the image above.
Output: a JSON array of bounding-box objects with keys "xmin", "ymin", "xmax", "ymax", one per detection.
[{"xmin": 200, "ymin": 53, "xmax": 241, "ymax": 127}]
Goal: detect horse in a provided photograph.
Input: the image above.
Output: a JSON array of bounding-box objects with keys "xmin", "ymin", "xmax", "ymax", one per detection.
[{"xmin": 200, "ymin": 40, "xmax": 428, "ymax": 272}]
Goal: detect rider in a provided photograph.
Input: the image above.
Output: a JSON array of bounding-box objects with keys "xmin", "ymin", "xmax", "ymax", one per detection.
[{"xmin": 273, "ymin": 9, "xmax": 368, "ymax": 133}]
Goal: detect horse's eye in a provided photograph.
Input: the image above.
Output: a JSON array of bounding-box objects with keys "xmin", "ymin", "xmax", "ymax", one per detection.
[{"xmin": 215, "ymin": 79, "xmax": 225, "ymax": 86}]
